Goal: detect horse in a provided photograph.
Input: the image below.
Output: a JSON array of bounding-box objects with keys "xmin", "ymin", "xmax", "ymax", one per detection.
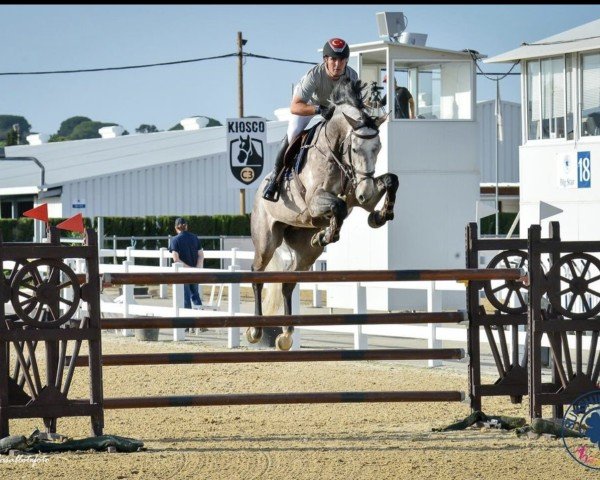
[
  {"xmin": 237, "ymin": 135, "xmax": 262, "ymax": 165},
  {"xmin": 249, "ymin": 78, "xmax": 399, "ymax": 350}
]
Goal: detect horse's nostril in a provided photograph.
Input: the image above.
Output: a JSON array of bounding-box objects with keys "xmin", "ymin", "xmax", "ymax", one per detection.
[{"xmin": 358, "ymin": 195, "xmax": 365, "ymax": 203}]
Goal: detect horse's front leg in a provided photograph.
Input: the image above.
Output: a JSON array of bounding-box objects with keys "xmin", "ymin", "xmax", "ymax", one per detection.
[
  {"xmin": 365, "ymin": 173, "xmax": 399, "ymax": 228},
  {"xmin": 307, "ymin": 189, "xmax": 348, "ymax": 247}
]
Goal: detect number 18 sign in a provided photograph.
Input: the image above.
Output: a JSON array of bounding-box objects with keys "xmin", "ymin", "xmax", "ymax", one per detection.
[
  {"xmin": 558, "ymin": 152, "xmax": 591, "ymax": 189},
  {"xmin": 577, "ymin": 151, "xmax": 591, "ymax": 188}
]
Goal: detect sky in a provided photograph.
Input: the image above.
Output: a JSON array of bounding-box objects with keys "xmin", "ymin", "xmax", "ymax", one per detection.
[{"xmin": 2, "ymin": 4, "xmax": 600, "ymax": 136}]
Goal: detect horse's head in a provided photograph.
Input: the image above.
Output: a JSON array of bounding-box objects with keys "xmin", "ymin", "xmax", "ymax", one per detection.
[
  {"xmin": 326, "ymin": 78, "xmax": 388, "ymax": 205},
  {"xmin": 341, "ymin": 111, "xmax": 387, "ymax": 205},
  {"xmin": 237, "ymin": 135, "xmax": 251, "ymax": 163}
]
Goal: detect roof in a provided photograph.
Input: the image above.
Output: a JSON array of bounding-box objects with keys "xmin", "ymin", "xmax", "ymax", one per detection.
[
  {"xmin": 485, "ymin": 18, "xmax": 600, "ymax": 63},
  {"xmin": 347, "ymin": 39, "xmax": 476, "ymax": 58},
  {"xmin": 0, "ymin": 121, "xmax": 287, "ymax": 193}
]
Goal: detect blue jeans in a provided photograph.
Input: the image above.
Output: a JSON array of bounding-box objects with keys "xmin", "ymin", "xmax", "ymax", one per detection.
[{"xmin": 184, "ymin": 283, "xmax": 202, "ymax": 308}]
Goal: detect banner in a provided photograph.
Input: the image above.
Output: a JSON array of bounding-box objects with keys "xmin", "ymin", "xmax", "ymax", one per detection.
[{"xmin": 226, "ymin": 118, "xmax": 266, "ymax": 189}]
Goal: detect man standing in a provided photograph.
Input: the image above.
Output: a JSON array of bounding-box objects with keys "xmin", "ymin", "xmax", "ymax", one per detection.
[
  {"xmin": 382, "ymin": 74, "xmax": 415, "ymax": 119},
  {"xmin": 168, "ymin": 217, "xmax": 204, "ymax": 309}
]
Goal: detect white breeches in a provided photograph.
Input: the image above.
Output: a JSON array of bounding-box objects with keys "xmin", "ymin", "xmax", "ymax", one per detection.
[{"xmin": 286, "ymin": 114, "xmax": 313, "ymax": 143}]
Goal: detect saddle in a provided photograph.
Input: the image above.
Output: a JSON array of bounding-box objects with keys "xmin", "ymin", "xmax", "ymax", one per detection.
[{"xmin": 282, "ymin": 121, "xmax": 323, "ymax": 178}]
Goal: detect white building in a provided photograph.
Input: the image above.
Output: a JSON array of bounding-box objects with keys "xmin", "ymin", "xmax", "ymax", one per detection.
[
  {"xmin": 326, "ymin": 38, "xmax": 483, "ymax": 310},
  {"xmin": 486, "ymin": 17, "xmax": 600, "ymax": 240},
  {"xmin": 0, "ymin": 120, "xmax": 287, "ymax": 219}
]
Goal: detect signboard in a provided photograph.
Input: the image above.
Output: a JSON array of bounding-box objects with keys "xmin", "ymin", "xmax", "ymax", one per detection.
[
  {"xmin": 558, "ymin": 152, "xmax": 591, "ymax": 189},
  {"xmin": 72, "ymin": 198, "xmax": 86, "ymax": 209},
  {"xmin": 226, "ymin": 118, "xmax": 266, "ymax": 189},
  {"xmin": 577, "ymin": 151, "xmax": 591, "ymax": 188}
]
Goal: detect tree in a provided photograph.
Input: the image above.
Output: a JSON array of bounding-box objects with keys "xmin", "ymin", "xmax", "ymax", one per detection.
[
  {"xmin": 0, "ymin": 115, "xmax": 31, "ymax": 142},
  {"xmin": 57, "ymin": 116, "xmax": 91, "ymax": 137},
  {"xmin": 5, "ymin": 127, "xmax": 19, "ymax": 146},
  {"xmin": 69, "ymin": 121, "xmax": 118, "ymax": 140},
  {"xmin": 168, "ymin": 116, "xmax": 222, "ymax": 131},
  {"xmin": 135, "ymin": 124, "xmax": 159, "ymax": 134}
]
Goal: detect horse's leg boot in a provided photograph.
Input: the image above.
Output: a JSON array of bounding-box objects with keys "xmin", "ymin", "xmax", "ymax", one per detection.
[{"xmin": 262, "ymin": 136, "xmax": 289, "ymax": 202}]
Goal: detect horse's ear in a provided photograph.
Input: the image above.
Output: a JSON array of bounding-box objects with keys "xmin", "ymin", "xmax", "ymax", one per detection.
[
  {"xmin": 374, "ymin": 112, "xmax": 389, "ymax": 128},
  {"xmin": 342, "ymin": 112, "xmax": 361, "ymax": 130}
]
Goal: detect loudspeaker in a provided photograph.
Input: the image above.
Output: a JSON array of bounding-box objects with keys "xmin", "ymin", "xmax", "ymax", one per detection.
[{"xmin": 376, "ymin": 12, "xmax": 407, "ymax": 39}]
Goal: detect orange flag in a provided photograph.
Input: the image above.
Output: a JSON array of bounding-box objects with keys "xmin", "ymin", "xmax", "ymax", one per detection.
[
  {"xmin": 23, "ymin": 203, "xmax": 49, "ymax": 222},
  {"xmin": 56, "ymin": 213, "xmax": 85, "ymax": 233}
]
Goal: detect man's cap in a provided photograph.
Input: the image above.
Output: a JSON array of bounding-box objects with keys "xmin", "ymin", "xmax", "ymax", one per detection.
[
  {"xmin": 323, "ymin": 38, "xmax": 350, "ymax": 59},
  {"xmin": 175, "ymin": 217, "xmax": 187, "ymax": 226}
]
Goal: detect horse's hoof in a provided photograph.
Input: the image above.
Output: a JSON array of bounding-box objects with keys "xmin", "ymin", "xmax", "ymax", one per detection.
[
  {"xmin": 275, "ymin": 333, "xmax": 293, "ymax": 351},
  {"xmin": 311, "ymin": 232, "xmax": 325, "ymax": 248},
  {"xmin": 368, "ymin": 212, "xmax": 385, "ymax": 228},
  {"xmin": 245, "ymin": 327, "xmax": 262, "ymax": 344}
]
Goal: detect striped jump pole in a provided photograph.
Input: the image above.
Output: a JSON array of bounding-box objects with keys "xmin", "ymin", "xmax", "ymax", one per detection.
[
  {"xmin": 70, "ymin": 348, "xmax": 466, "ymax": 367},
  {"xmin": 102, "ymin": 268, "xmax": 525, "ymax": 286},
  {"xmin": 103, "ymin": 391, "xmax": 465, "ymax": 410}
]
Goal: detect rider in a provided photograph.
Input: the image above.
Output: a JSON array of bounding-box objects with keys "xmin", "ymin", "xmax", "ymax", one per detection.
[{"xmin": 262, "ymin": 37, "xmax": 359, "ymax": 202}]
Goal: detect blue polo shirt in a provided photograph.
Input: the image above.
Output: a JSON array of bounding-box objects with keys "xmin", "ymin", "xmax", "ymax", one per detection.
[{"xmin": 168, "ymin": 231, "xmax": 202, "ymax": 267}]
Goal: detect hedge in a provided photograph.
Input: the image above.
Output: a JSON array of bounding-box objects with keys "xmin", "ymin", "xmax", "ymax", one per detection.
[{"xmin": 0, "ymin": 215, "xmax": 251, "ymax": 243}]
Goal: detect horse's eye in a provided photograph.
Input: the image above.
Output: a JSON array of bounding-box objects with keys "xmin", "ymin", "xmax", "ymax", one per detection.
[{"xmin": 352, "ymin": 148, "xmax": 357, "ymax": 153}]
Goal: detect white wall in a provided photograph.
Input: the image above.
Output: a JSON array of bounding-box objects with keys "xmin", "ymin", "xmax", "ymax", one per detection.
[
  {"xmin": 327, "ymin": 118, "xmax": 480, "ymax": 310},
  {"xmin": 519, "ymin": 141, "xmax": 600, "ymax": 240}
]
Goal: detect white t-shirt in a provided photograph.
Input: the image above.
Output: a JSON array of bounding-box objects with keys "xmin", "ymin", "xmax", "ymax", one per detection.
[{"xmin": 294, "ymin": 63, "xmax": 359, "ymax": 107}]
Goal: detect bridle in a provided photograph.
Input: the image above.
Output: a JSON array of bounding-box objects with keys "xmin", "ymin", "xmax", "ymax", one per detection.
[{"xmin": 315, "ymin": 117, "xmax": 379, "ymax": 194}]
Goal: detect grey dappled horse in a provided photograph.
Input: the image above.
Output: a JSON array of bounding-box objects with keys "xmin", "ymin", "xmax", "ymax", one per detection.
[{"xmin": 249, "ymin": 79, "xmax": 399, "ymax": 350}]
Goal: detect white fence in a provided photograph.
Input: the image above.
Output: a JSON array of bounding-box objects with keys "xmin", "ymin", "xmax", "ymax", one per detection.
[{"xmin": 5, "ymin": 247, "xmax": 596, "ymax": 368}]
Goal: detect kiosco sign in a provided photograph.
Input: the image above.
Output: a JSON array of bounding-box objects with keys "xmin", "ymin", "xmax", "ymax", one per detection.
[{"xmin": 226, "ymin": 118, "xmax": 266, "ymax": 188}]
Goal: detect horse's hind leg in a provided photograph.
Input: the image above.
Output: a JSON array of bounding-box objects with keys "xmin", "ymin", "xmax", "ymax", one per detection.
[
  {"xmin": 275, "ymin": 228, "xmax": 325, "ymax": 351},
  {"xmin": 249, "ymin": 208, "xmax": 285, "ymax": 344}
]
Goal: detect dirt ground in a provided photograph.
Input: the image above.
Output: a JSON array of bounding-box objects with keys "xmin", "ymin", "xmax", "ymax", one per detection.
[{"xmin": 3, "ymin": 333, "xmax": 598, "ymax": 480}]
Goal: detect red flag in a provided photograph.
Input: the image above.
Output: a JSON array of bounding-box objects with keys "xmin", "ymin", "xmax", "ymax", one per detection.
[
  {"xmin": 23, "ymin": 203, "xmax": 48, "ymax": 222},
  {"xmin": 56, "ymin": 213, "xmax": 85, "ymax": 233}
]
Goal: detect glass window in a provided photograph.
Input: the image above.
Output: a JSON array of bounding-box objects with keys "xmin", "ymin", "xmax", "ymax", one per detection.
[
  {"xmin": 527, "ymin": 60, "xmax": 541, "ymax": 140},
  {"xmin": 417, "ymin": 65, "xmax": 441, "ymax": 119},
  {"xmin": 16, "ymin": 201, "xmax": 33, "ymax": 217},
  {"xmin": 388, "ymin": 61, "xmax": 472, "ymax": 121},
  {"xmin": 1, "ymin": 201, "xmax": 12, "ymax": 219},
  {"xmin": 566, "ymin": 54, "xmax": 575, "ymax": 140},
  {"xmin": 541, "ymin": 57, "xmax": 565, "ymax": 139},
  {"xmin": 581, "ymin": 51, "xmax": 600, "ymax": 137}
]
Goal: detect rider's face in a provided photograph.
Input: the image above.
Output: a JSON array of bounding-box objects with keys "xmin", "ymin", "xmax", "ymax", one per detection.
[{"xmin": 324, "ymin": 56, "xmax": 348, "ymax": 79}]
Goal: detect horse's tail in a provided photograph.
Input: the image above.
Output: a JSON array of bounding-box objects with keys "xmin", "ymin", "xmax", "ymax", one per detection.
[{"xmin": 262, "ymin": 246, "xmax": 291, "ymax": 316}]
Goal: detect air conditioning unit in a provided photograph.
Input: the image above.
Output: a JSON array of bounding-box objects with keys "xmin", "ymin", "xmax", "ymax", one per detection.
[{"xmin": 399, "ymin": 32, "xmax": 428, "ymax": 47}]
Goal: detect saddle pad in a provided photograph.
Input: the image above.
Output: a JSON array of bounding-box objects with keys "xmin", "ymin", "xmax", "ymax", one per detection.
[{"xmin": 292, "ymin": 121, "xmax": 323, "ymax": 176}]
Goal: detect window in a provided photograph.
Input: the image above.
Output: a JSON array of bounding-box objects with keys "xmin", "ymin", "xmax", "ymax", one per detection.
[
  {"xmin": 389, "ymin": 60, "xmax": 472, "ymax": 120},
  {"xmin": 1, "ymin": 201, "xmax": 12, "ymax": 219},
  {"xmin": 581, "ymin": 51, "xmax": 600, "ymax": 137},
  {"xmin": 527, "ymin": 56, "xmax": 570, "ymax": 140},
  {"xmin": 541, "ymin": 57, "xmax": 565, "ymax": 139},
  {"xmin": 566, "ymin": 54, "xmax": 575, "ymax": 140}
]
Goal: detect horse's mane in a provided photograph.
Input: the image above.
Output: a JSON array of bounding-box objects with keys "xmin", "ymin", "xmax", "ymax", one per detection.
[
  {"xmin": 322, "ymin": 78, "xmax": 366, "ymax": 120},
  {"xmin": 323, "ymin": 78, "xmax": 380, "ymax": 131}
]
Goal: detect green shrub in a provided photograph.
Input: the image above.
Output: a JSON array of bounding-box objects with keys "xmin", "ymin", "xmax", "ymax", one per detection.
[{"xmin": 480, "ymin": 212, "xmax": 519, "ymax": 236}]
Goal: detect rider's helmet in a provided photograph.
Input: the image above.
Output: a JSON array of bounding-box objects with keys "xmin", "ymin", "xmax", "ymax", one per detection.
[{"xmin": 323, "ymin": 38, "xmax": 350, "ymax": 59}]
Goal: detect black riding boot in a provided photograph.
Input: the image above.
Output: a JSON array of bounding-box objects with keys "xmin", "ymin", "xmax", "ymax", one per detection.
[{"xmin": 262, "ymin": 136, "xmax": 289, "ymax": 202}]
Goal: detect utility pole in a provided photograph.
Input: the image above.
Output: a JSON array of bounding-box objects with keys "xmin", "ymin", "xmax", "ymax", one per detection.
[{"xmin": 237, "ymin": 31, "xmax": 246, "ymax": 215}]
